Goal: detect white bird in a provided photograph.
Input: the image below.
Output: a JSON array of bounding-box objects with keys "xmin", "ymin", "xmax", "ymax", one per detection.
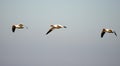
[
  {"xmin": 46, "ymin": 24, "xmax": 67, "ymax": 35},
  {"xmin": 12, "ymin": 24, "xmax": 28, "ymax": 32},
  {"xmin": 101, "ymin": 28, "xmax": 117, "ymax": 38}
]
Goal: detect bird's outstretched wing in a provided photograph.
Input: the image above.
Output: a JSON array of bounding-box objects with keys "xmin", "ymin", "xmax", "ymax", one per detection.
[
  {"xmin": 46, "ymin": 28, "xmax": 54, "ymax": 35},
  {"xmin": 12, "ymin": 25, "xmax": 16, "ymax": 32},
  {"xmin": 101, "ymin": 31, "xmax": 105, "ymax": 38},
  {"xmin": 101, "ymin": 28, "xmax": 105, "ymax": 38},
  {"xmin": 101, "ymin": 29, "xmax": 105, "ymax": 38}
]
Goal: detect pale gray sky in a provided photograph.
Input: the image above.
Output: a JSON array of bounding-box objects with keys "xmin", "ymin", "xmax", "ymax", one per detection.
[{"xmin": 0, "ymin": 0, "xmax": 120, "ymax": 66}]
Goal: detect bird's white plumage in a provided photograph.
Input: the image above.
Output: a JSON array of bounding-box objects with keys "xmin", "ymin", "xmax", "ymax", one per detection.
[
  {"xmin": 105, "ymin": 29, "xmax": 110, "ymax": 32},
  {"xmin": 46, "ymin": 24, "xmax": 67, "ymax": 35},
  {"xmin": 101, "ymin": 28, "xmax": 117, "ymax": 38},
  {"xmin": 12, "ymin": 24, "xmax": 26, "ymax": 32}
]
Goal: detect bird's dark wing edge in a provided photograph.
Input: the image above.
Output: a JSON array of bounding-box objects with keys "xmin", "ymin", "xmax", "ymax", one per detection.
[
  {"xmin": 113, "ymin": 31, "xmax": 117, "ymax": 36},
  {"xmin": 101, "ymin": 32, "xmax": 105, "ymax": 38},
  {"xmin": 12, "ymin": 25, "xmax": 16, "ymax": 32},
  {"xmin": 46, "ymin": 28, "xmax": 53, "ymax": 35}
]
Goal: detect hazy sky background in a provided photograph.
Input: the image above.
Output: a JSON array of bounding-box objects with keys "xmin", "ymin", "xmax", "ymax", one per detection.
[{"xmin": 0, "ymin": 0, "xmax": 120, "ymax": 66}]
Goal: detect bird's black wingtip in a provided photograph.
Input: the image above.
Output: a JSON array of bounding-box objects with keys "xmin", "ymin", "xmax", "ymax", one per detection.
[{"xmin": 63, "ymin": 26, "xmax": 67, "ymax": 28}]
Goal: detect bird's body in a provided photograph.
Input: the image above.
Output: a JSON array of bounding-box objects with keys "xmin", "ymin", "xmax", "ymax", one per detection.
[
  {"xmin": 101, "ymin": 28, "xmax": 117, "ymax": 38},
  {"xmin": 46, "ymin": 24, "xmax": 67, "ymax": 35},
  {"xmin": 12, "ymin": 24, "xmax": 25, "ymax": 32}
]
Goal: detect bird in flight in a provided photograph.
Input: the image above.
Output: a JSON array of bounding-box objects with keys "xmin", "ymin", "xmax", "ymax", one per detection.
[
  {"xmin": 46, "ymin": 24, "xmax": 67, "ymax": 35},
  {"xmin": 101, "ymin": 28, "xmax": 117, "ymax": 38},
  {"xmin": 12, "ymin": 24, "xmax": 28, "ymax": 32}
]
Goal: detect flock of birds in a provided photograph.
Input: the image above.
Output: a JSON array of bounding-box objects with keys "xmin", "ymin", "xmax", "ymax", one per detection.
[
  {"xmin": 12, "ymin": 23, "xmax": 117, "ymax": 38},
  {"xmin": 12, "ymin": 24, "xmax": 67, "ymax": 35}
]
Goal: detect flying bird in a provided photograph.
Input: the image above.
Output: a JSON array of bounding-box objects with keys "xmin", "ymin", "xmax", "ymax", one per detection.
[
  {"xmin": 12, "ymin": 24, "xmax": 28, "ymax": 32},
  {"xmin": 46, "ymin": 24, "xmax": 67, "ymax": 35},
  {"xmin": 101, "ymin": 28, "xmax": 117, "ymax": 38}
]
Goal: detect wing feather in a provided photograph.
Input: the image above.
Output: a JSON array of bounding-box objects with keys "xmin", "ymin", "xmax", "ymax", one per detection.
[
  {"xmin": 101, "ymin": 32, "xmax": 105, "ymax": 38},
  {"xmin": 113, "ymin": 31, "xmax": 117, "ymax": 36},
  {"xmin": 12, "ymin": 25, "xmax": 16, "ymax": 32},
  {"xmin": 101, "ymin": 29, "xmax": 105, "ymax": 38},
  {"xmin": 46, "ymin": 28, "xmax": 54, "ymax": 35}
]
